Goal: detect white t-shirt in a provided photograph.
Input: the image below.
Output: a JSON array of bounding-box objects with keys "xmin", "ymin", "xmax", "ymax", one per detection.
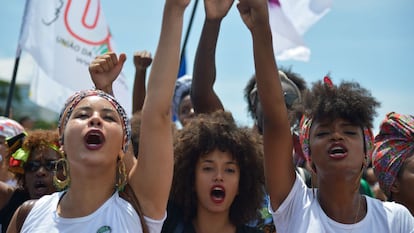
[
  {"xmin": 21, "ymin": 191, "xmax": 166, "ymax": 233},
  {"xmin": 269, "ymin": 173, "xmax": 414, "ymax": 233}
]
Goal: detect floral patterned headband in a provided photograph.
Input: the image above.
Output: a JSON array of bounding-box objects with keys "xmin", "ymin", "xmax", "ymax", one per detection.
[
  {"xmin": 58, "ymin": 89, "xmax": 131, "ymax": 153},
  {"xmin": 298, "ymin": 76, "xmax": 374, "ymax": 162}
]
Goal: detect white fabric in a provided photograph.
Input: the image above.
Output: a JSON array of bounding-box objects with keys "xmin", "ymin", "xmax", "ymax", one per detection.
[
  {"xmin": 0, "ymin": 116, "xmax": 24, "ymax": 138},
  {"xmin": 268, "ymin": 0, "xmax": 332, "ymax": 61},
  {"xmin": 21, "ymin": 191, "xmax": 166, "ymax": 233},
  {"xmin": 269, "ymin": 173, "xmax": 414, "ymax": 233},
  {"xmin": 19, "ymin": 0, "xmax": 132, "ymax": 115}
]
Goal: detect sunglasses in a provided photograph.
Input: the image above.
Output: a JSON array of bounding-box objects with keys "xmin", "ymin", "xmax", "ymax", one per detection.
[
  {"xmin": 24, "ymin": 160, "xmax": 58, "ymax": 172},
  {"xmin": 249, "ymin": 88, "xmax": 299, "ymax": 110},
  {"xmin": 283, "ymin": 92, "xmax": 299, "ymax": 109}
]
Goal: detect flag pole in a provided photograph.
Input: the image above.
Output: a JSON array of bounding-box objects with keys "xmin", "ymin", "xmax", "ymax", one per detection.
[
  {"xmin": 4, "ymin": 1, "xmax": 30, "ymax": 117},
  {"xmin": 180, "ymin": 0, "xmax": 199, "ymax": 63},
  {"xmin": 4, "ymin": 52, "xmax": 22, "ymax": 118}
]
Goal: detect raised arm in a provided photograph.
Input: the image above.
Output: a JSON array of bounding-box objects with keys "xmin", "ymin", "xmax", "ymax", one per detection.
[
  {"xmin": 88, "ymin": 52, "xmax": 126, "ymax": 96},
  {"xmin": 88, "ymin": 53, "xmax": 137, "ymax": 173},
  {"xmin": 130, "ymin": 0, "xmax": 189, "ymax": 219},
  {"xmin": 132, "ymin": 50, "xmax": 153, "ymax": 113},
  {"xmin": 191, "ymin": 0, "xmax": 234, "ymax": 113},
  {"xmin": 237, "ymin": 0, "xmax": 295, "ymax": 210}
]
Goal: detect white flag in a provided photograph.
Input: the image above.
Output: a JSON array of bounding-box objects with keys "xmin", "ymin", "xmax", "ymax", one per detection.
[
  {"xmin": 269, "ymin": 0, "xmax": 332, "ymax": 61},
  {"xmin": 19, "ymin": 0, "xmax": 131, "ymax": 114}
]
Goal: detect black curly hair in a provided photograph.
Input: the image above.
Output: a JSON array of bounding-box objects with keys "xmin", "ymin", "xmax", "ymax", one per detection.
[
  {"xmin": 171, "ymin": 110, "xmax": 265, "ymax": 226},
  {"xmin": 244, "ymin": 67, "xmax": 307, "ymax": 133},
  {"xmin": 299, "ymin": 79, "xmax": 380, "ymax": 129}
]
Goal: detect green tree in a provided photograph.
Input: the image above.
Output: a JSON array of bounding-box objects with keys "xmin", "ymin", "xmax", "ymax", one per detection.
[{"xmin": 0, "ymin": 80, "xmax": 22, "ymax": 116}]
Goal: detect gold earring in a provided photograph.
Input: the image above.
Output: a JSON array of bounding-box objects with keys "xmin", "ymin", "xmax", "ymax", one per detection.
[
  {"xmin": 115, "ymin": 158, "xmax": 127, "ymax": 192},
  {"xmin": 53, "ymin": 158, "xmax": 70, "ymax": 191}
]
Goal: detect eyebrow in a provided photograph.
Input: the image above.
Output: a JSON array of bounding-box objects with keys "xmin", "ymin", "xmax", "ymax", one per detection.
[
  {"xmin": 315, "ymin": 121, "xmax": 358, "ymax": 129},
  {"xmin": 75, "ymin": 106, "xmax": 117, "ymax": 114},
  {"xmin": 201, "ymin": 159, "xmax": 238, "ymax": 165}
]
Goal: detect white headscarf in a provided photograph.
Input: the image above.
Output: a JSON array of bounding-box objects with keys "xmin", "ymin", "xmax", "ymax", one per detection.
[{"xmin": 0, "ymin": 116, "xmax": 24, "ymax": 138}]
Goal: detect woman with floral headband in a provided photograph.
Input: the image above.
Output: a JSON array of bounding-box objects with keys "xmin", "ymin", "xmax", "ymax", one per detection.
[
  {"xmin": 258, "ymin": 59, "xmax": 414, "ymax": 233},
  {"xmin": 6, "ymin": 0, "xmax": 190, "ymax": 232},
  {"xmin": 0, "ymin": 129, "xmax": 61, "ymax": 233},
  {"xmin": 372, "ymin": 112, "xmax": 414, "ymax": 215}
]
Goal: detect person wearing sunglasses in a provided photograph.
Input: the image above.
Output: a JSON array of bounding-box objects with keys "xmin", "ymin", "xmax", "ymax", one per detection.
[
  {"xmin": 0, "ymin": 129, "xmax": 61, "ymax": 233},
  {"xmin": 244, "ymin": 67, "xmax": 306, "ymax": 135},
  {"xmin": 244, "ymin": 69, "xmax": 309, "ymax": 233}
]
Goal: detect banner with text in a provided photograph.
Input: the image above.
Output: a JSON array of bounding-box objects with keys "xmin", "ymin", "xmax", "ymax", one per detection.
[{"xmin": 19, "ymin": 0, "xmax": 131, "ymax": 114}]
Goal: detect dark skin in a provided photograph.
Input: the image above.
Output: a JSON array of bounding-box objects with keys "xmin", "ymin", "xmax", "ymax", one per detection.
[
  {"xmin": 132, "ymin": 50, "xmax": 153, "ymax": 113},
  {"xmin": 177, "ymin": 95, "xmax": 195, "ymax": 126},
  {"xmin": 237, "ymin": 0, "xmax": 295, "ymax": 220},
  {"xmin": 0, "ymin": 181, "xmax": 15, "ymax": 210},
  {"xmin": 309, "ymin": 118, "xmax": 367, "ymax": 223},
  {"xmin": 24, "ymin": 147, "xmax": 60, "ymax": 199},
  {"xmin": 390, "ymin": 155, "xmax": 414, "ymax": 215},
  {"xmin": 191, "ymin": 0, "xmax": 231, "ymax": 114}
]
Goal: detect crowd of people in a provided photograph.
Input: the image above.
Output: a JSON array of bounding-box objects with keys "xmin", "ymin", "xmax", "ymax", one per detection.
[{"xmin": 1, "ymin": 0, "xmax": 413, "ymax": 232}]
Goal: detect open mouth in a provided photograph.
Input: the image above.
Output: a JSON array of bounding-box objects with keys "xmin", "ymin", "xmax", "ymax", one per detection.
[
  {"xmin": 32, "ymin": 180, "xmax": 49, "ymax": 198},
  {"xmin": 328, "ymin": 144, "xmax": 348, "ymax": 159},
  {"xmin": 84, "ymin": 130, "xmax": 105, "ymax": 150},
  {"xmin": 34, "ymin": 180, "xmax": 46, "ymax": 189},
  {"xmin": 210, "ymin": 185, "xmax": 226, "ymax": 204}
]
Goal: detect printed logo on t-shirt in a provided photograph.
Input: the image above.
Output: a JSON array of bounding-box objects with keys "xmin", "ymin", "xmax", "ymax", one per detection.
[{"xmin": 97, "ymin": 226, "xmax": 111, "ymax": 233}]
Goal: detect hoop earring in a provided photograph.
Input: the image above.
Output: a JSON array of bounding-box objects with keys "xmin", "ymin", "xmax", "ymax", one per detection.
[
  {"xmin": 116, "ymin": 158, "xmax": 127, "ymax": 192},
  {"xmin": 53, "ymin": 158, "xmax": 70, "ymax": 191}
]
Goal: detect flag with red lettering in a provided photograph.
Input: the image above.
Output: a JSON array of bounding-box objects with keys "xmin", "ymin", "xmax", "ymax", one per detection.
[
  {"xmin": 19, "ymin": 0, "xmax": 131, "ymax": 114},
  {"xmin": 269, "ymin": 0, "xmax": 332, "ymax": 61}
]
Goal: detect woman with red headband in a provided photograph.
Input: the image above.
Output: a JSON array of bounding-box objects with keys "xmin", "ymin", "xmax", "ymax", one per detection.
[
  {"xmin": 254, "ymin": 30, "xmax": 414, "ymax": 232},
  {"xmin": 259, "ymin": 67, "xmax": 414, "ymax": 232}
]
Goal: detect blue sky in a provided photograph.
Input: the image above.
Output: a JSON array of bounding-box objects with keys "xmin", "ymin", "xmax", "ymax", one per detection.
[{"xmin": 1, "ymin": 1, "xmax": 413, "ymax": 131}]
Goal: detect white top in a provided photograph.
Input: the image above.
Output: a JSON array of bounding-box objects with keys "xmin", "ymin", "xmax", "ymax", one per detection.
[
  {"xmin": 21, "ymin": 191, "xmax": 166, "ymax": 233},
  {"xmin": 269, "ymin": 173, "xmax": 414, "ymax": 233}
]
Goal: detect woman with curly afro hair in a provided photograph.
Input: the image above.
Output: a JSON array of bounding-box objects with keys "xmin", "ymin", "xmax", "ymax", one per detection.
[
  {"xmin": 162, "ymin": 111, "xmax": 265, "ymax": 233},
  {"xmin": 259, "ymin": 65, "xmax": 414, "ymax": 231}
]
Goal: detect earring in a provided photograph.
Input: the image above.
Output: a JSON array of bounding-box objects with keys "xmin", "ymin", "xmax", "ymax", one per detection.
[
  {"xmin": 115, "ymin": 158, "xmax": 127, "ymax": 192},
  {"xmin": 53, "ymin": 158, "xmax": 70, "ymax": 191}
]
